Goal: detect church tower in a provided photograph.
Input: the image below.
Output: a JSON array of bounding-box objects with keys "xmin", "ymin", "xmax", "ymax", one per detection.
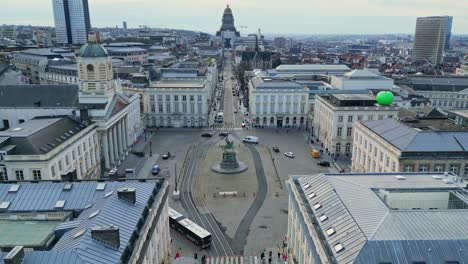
[{"xmin": 77, "ymin": 32, "xmax": 120, "ymax": 104}]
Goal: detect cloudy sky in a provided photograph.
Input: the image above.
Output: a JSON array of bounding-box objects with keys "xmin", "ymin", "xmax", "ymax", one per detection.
[{"xmin": 2, "ymin": 0, "xmax": 467, "ymax": 34}]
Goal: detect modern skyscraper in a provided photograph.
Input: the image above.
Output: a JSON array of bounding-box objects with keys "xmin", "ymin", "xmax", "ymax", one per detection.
[
  {"xmin": 412, "ymin": 16, "xmax": 453, "ymax": 65},
  {"xmin": 52, "ymin": 0, "xmax": 91, "ymax": 45},
  {"xmin": 123, "ymin": 21, "xmax": 128, "ymax": 31}
]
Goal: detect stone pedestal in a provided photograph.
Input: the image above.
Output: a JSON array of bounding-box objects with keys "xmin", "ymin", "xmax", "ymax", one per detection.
[{"xmin": 212, "ymin": 150, "xmax": 248, "ymax": 174}]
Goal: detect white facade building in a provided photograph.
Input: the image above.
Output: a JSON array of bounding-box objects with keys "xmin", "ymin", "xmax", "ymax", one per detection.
[
  {"xmin": 52, "ymin": 0, "xmax": 91, "ymax": 44},
  {"xmin": 248, "ymin": 77, "xmax": 309, "ymax": 128},
  {"xmin": 330, "ymin": 69, "xmax": 394, "ymax": 90},
  {"xmin": 313, "ymin": 94, "xmax": 399, "ymax": 155},
  {"xmin": 0, "ymin": 117, "xmax": 100, "ymax": 181}
]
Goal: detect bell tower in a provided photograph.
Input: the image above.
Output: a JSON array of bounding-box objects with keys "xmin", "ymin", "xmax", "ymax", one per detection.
[{"xmin": 77, "ymin": 32, "xmax": 119, "ymax": 104}]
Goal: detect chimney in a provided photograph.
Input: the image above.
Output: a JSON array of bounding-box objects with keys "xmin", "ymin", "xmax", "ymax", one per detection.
[
  {"xmin": 117, "ymin": 187, "xmax": 136, "ymax": 204},
  {"xmin": 91, "ymin": 225, "xmax": 120, "ymax": 249},
  {"xmin": 4, "ymin": 246, "xmax": 24, "ymax": 264}
]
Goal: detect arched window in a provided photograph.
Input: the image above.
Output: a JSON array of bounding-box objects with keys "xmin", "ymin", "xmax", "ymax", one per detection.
[
  {"xmin": 86, "ymin": 64, "xmax": 94, "ymax": 72},
  {"xmin": 270, "ymin": 117, "xmax": 275, "ymax": 125},
  {"xmin": 345, "ymin": 143, "xmax": 351, "ymax": 153},
  {"xmin": 300, "ymin": 117, "xmax": 304, "ymax": 124},
  {"xmin": 293, "ymin": 117, "xmax": 297, "ymax": 124},
  {"xmin": 336, "ymin": 143, "xmax": 341, "ymax": 153},
  {"xmin": 286, "ymin": 117, "xmax": 290, "ymax": 124},
  {"xmin": 263, "ymin": 117, "xmax": 267, "ymax": 125},
  {"xmin": 255, "ymin": 117, "xmax": 260, "ymax": 124}
]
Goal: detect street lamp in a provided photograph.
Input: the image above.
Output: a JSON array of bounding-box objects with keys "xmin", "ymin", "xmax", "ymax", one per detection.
[{"xmin": 149, "ymin": 141, "xmax": 153, "ymax": 157}]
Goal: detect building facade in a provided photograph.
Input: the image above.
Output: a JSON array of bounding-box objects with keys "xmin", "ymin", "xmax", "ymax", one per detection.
[
  {"xmin": 216, "ymin": 5, "xmax": 240, "ymax": 48},
  {"xmin": 412, "ymin": 16, "xmax": 453, "ymax": 65},
  {"xmin": 248, "ymin": 77, "xmax": 309, "ymax": 128},
  {"xmin": 352, "ymin": 119, "xmax": 468, "ymax": 179},
  {"xmin": 313, "ymin": 94, "xmax": 398, "ymax": 155},
  {"xmin": 52, "ymin": 0, "xmax": 91, "ymax": 44},
  {"xmin": 288, "ymin": 173, "xmax": 468, "ymax": 264},
  {"xmin": 0, "ymin": 117, "xmax": 100, "ymax": 181}
]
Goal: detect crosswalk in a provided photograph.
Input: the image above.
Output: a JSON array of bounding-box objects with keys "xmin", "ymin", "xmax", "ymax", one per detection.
[{"xmin": 174, "ymin": 256, "xmax": 286, "ymax": 264}]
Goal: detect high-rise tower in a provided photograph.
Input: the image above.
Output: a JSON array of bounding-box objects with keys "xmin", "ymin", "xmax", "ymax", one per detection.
[
  {"xmin": 412, "ymin": 16, "xmax": 453, "ymax": 65},
  {"xmin": 52, "ymin": 0, "xmax": 91, "ymax": 44}
]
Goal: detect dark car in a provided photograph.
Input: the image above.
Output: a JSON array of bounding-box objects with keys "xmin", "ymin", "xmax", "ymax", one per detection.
[
  {"xmin": 219, "ymin": 132, "xmax": 229, "ymax": 137},
  {"xmin": 318, "ymin": 161, "xmax": 331, "ymax": 167},
  {"xmin": 201, "ymin": 133, "xmax": 213, "ymax": 137},
  {"xmin": 162, "ymin": 152, "xmax": 171, "ymax": 160},
  {"xmin": 272, "ymin": 146, "xmax": 280, "ymax": 152}
]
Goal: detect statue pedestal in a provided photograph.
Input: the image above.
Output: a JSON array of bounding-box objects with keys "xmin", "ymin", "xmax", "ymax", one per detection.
[{"xmin": 212, "ymin": 151, "xmax": 248, "ymax": 174}]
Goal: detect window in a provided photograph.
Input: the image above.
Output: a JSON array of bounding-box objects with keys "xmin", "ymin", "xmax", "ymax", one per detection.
[
  {"xmin": 158, "ymin": 104, "xmax": 163, "ymax": 113},
  {"xmin": 286, "ymin": 95, "xmax": 291, "ymax": 102},
  {"xmin": 174, "ymin": 95, "xmax": 179, "ymax": 101},
  {"xmin": 464, "ymin": 165, "xmax": 468, "ymax": 176},
  {"xmin": 190, "ymin": 95, "xmax": 194, "ymax": 101},
  {"xmin": 151, "ymin": 104, "xmax": 155, "ymax": 112},
  {"xmin": 182, "ymin": 95, "xmax": 187, "ymax": 101},
  {"xmin": 388, "ymin": 115, "xmax": 393, "ymax": 119},
  {"xmin": 166, "ymin": 95, "xmax": 170, "ymax": 101},
  {"xmin": 51, "ymin": 166, "xmax": 56, "ymax": 178},
  {"xmin": 357, "ymin": 115, "xmax": 363, "ymax": 121},
  {"xmin": 419, "ymin": 164, "xmax": 429, "ymax": 172},
  {"xmin": 166, "ymin": 104, "xmax": 171, "ymax": 113},
  {"xmin": 379, "ymin": 152, "xmax": 383, "ymax": 162},
  {"xmin": 150, "ymin": 95, "xmax": 155, "ymax": 101},
  {"xmin": 338, "ymin": 115, "xmax": 343, "ymax": 123},
  {"xmin": 72, "ymin": 150, "xmax": 76, "ymax": 160},
  {"xmin": 157, "ymin": 95, "xmax": 162, "ymax": 101},
  {"xmin": 404, "ymin": 164, "xmax": 413, "ymax": 172},
  {"xmin": 183, "ymin": 104, "xmax": 187, "ymax": 113},
  {"xmin": 271, "ymin": 95, "xmax": 276, "ymax": 102},
  {"xmin": 270, "ymin": 103, "xmax": 275, "ymax": 113},
  {"xmin": 378, "ymin": 115, "xmax": 384, "ymax": 120},
  {"xmin": 386, "ymin": 157, "xmax": 390, "ymax": 167},
  {"xmin": 175, "ymin": 103, "xmax": 179, "ymax": 113},
  {"xmin": 15, "ymin": 170, "xmax": 24, "ymax": 181},
  {"xmin": 345, "ymin": 143, "xmax": 351, "ymax": 153},
  {"xmin": 368, "ymin": 115, "xmax": 374, "ymax": 120},
  {"xmin": 348, "ymin": 115, "xmax": 353, "ymax": 122},
  {"xmin": 434, "ymin": 164, "xmax": 445, "ymax": 172},
  {"xmin": 300, "ymin": 105, "xmax": 305, "ymax": 114},
  {"xmin": 335, "ymin": 143, "xmax": 341, "ymax": 153},
  {"xmin": 337, "ymin": 127, "xmax": 342, "ymax": 137},
  {"xmin": 65, "ymin": 155, "xmax": 69, "ymax": 166},
  {"xmin": 32, "ymin": 169, "xmax": 41, "ymax": 180},
  {"xmin": 450, "ymin": 164, "xmax": 459, "ymax": 175},
  {"xmin": 190, "ymin": 104, "xmax": 194, "ymax": 113},
  {"xmin": 346, "ymin": 127, "xmax": 352, "ymax": 136},
  {"xmin": 198, "ymin": 103, "xmax": 202, "ymax": 114},
  {"xmin": 58, "ymin": 160, "xmax": 63, "ymax": 171},
  {"xmin": 392, "ymin": 161, "xmax": 396, "ymax": 171},
  {"xmin": 198, "ymin": 95, "xmax": 202, "ymax": 101}
]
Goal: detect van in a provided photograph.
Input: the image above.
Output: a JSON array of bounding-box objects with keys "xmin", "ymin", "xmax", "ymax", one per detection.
[
  {"xmin": 311, "ymin": 149, "xmax": 320, "ymax": 158},
  {"xmin": 243, "ymin": 136, "xmax": 259, "ymax": 144},
  {"xmin": 125, "ymin": 168, "xmax": 135, "ymax": 178}
]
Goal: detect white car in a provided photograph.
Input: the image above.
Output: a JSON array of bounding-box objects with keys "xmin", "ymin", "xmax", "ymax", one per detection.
[{"xmin": 284, "ymin": 152, "xmax": 295, "ymax": 158}]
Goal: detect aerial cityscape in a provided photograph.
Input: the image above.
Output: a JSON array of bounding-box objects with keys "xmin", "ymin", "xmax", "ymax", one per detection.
[{"xmin": 1, "ymin": 1, "xmax": 468, "ymax": 264}]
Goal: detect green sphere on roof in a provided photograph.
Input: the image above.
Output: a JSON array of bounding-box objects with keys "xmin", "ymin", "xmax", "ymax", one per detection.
[{"xmin": 376, "ymin": 91, "xmax": 394, "ymax": 105}]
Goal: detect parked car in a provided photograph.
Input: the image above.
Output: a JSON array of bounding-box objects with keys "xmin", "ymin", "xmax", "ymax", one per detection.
[
  {"xmin": 152, "ymin": 164, "xmax": 161, "ymax": 175},
  {"xmin": 284, "ymin": 152, "xmax": 295, "ymax": 158},
  {"xmin": 241, "ymin": 122, "xmax": 246, "ymax": 128},
  {"xmin": 318, "ymin": 161, "xmax": 331, "ymax": 167},
  {"xmin": 243, "ymin": 136, "xmax": 259, "ymax": 144},
  {"xmin": 272, "ymin": 146, "xmax": 280, "ymax": 152},
  {"xmin": 219, "ymin": 132, "xmax": 229, "ymax": 137},
  {"xmin": 201, "ymin": 133, "xmax": 213, "ymax": 137},
  {"xmin": 125, "ymin": 168, "xmax": 135, "ymax": 177},
  {"xmin": 162, "ymin": 152, "xmax": 171, "ymax": 160}
]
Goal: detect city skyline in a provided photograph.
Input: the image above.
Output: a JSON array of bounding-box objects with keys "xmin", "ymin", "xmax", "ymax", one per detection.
[{"xmin": 2, "ymin": 0, "xmax": 468, "ymax": 35}]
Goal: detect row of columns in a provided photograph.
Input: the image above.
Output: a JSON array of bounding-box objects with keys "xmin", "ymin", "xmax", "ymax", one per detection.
[{"xmin": 103, "ymin": 118, "xmax": 130, "ymax": 169}]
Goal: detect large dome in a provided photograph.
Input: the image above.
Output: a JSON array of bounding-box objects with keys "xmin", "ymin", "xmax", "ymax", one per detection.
[{"xmin": 79, "ymin": 43, "xmax": 108, "ymax": 58}]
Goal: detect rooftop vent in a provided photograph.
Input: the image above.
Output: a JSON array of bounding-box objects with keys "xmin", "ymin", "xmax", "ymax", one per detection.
[
  {"xmin": 11, "ymin": 127, "xmax": 23, "ymax": 132},
  {"xmin": 326, "ymin": 227, "xmax": 336, "ymax": 236},
  {"xmin": 3, "ymin": 246, "xmax": 24, "ymax": 264},
  {"xmin": 0, "ymin": 201, "xmax": 10, "ymax": 210},
  {"xmin": 319, "ymin": 214, "xmax": 328, "ymax": 222},
  {"xmin": 63, "ymin": 183, "xmax": 73, "ymax": 190},
  {"xmin": 89, "ymin": 210, "xmax": 100, "ymax": 219},
  {"xmin": 395, "ymin": 176, "xmax": 406, "ymax": 180},
  {"xmin": 314, "ymin": 203, "xmax": 322, "ymax": 210},
  {"xmin": 303, "ymin": 183, "xmax": 310, "ymax": 190},
  {"xmin": 104, "ymin": 191, "xmax": 114, "ymax": 198},
  {"xmin": 308, "ymin": 192, "xmax": 316, "ymax": 199},
  {"xmin": 432, "ymin": 175, "xmax": 443, "ymax": 180},
  {"xmin": 117, "ymin": 188, "xmax": 136, "ymax": 204},
  {"xmin": 91, "ymin": 225, "xmax": 120, "ymax": 249},
  {"xmin": 55, "ymin": 200, "xmax": 66, "ymax": 209},
  {"xmin": 96, "ymin": 183, "xmax": 106, "ymax": 191},
  {"xmin": 84, "ymin": 203, "xmax": 93, "ymax": 209},
  {"xmin": 73, "ymin": 229, "xmax": 86, "ymax": 239},
  {"xmin": 9, "ymin": 185, "xmax": 20, "ymax": 193},
  {"xmin": 334, "ymin": 243, "xmax": 344, "ymax": 253}
]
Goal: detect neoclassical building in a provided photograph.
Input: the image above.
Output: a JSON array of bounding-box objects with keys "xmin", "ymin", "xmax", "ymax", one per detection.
[{"xmin": 77, "ymin": 34, "xmax": 143, "ymax": 170}]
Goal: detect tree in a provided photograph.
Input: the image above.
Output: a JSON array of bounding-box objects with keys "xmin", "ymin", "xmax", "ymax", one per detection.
[{"xmin": 236, "ymin": 62, "xmax": 252, "ymax": 93}]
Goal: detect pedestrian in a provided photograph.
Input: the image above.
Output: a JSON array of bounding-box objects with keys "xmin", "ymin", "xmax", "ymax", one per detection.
[
  {"xmin": 194, "ymin": 252, "xmax": 198, "ymax": 263},
  {"xmin": 269, "ymin": 251, "xmax": 272, "ymax": 258},
  {"xmin": 278, "ymin": 252, "xmax": 281, "ymax": 260},
  {"xmin": 268, "ymin": 257, "xmax": 272, "ymax": 264},
  {"xmin": 261, "ymin": 251, "xmax": 265, "ymax": 260}
]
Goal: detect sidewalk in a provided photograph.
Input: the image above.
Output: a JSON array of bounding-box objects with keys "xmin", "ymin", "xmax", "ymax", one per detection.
[
  {"xmin": 305, "ymin": 134, "xmax": 352, "ymax": 173},
  {"xmin": 116, "ymin": 131, "xmax": 155, "ymax": 177}
]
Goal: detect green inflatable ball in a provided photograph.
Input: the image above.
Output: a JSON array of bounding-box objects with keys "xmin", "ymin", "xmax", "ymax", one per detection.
[{"xmin": 376, "ymin": 91, "xmax": 394, "ymax": 105}]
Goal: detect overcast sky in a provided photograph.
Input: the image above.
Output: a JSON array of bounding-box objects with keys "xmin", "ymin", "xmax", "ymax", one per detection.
[{"xmin": 2, "ymin": 0, "xmax": 467, "ymax": 35}]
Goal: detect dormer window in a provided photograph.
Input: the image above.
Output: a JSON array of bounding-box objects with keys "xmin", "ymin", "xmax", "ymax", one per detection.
[{"xmin": 87, "ymin": 64, "xmax": 94, "ymax": 72}]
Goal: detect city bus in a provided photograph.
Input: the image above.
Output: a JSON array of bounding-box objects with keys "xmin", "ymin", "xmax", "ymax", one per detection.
[{"xmin": 169, "ymin": 207, "xmax": 212, "ymax": 248}]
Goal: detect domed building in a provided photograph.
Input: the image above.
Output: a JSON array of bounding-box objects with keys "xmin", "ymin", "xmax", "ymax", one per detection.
[
  {"xmin": 77, "ymin": 33, "xmax": 143, "ymax": 170},
  {"xmin": 216, "ymin": 5, "xmax": 240, "ymax": 48}
]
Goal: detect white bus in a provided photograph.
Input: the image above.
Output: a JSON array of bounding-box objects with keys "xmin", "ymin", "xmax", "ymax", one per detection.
[{"xmin": 168, "ymin": 207, "xmax": 212, "ymax": 248}]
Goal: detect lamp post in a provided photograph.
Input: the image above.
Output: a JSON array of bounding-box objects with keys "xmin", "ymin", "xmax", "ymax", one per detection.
[{"xmin": 149, "ymin": 141, "xmax": 153, "ymax": 157}]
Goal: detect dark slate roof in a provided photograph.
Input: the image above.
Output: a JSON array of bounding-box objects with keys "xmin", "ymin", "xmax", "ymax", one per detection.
[
  {"xmin": 0, "ymin": 180, "xmax": 164, "ymax": 264},
  {"xmin": 361, "ymin": 119, "xmax": 468, "ymax": 152},
  {"xmin": 293, "ymin": 173, "xmax": 468, "ymax": 264},
  {"xmin": 0, "ymin": 117, "xmax": 91, "ymax": 155},
  {"xmin": 0, "ymin": 85, "xmax": 79, "ymax": 108}
]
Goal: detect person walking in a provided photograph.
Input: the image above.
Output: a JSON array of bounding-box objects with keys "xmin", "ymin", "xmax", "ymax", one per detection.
[{"xmin": 278, "ymin": 252, "xmax": 281, "ymax": 260}]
